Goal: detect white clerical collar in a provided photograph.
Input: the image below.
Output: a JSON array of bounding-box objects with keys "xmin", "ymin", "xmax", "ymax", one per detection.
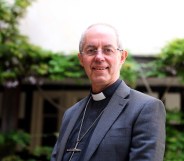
[{"xmin": 91, "ymin": 92, "xmax": 106, "ymax": 101}]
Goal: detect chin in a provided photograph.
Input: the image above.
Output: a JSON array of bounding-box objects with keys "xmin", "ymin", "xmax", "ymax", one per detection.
[{"xmin": 91, "ymin": 77, "xmax": 108, "ymax": 84}]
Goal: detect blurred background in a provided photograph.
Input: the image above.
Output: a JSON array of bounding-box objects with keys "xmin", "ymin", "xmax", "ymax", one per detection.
[
  {"xmin": 19, "ymin": 0, "xmax": 184, "ymax": 55},
  {"xmin": 0, "ymin": 0, "xmax": 184, "ymax": 160}
]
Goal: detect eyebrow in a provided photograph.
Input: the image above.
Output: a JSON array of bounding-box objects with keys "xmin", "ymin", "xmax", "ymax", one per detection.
[
  {"xmin": 103, "ymin": 44, "xmax": 114, "ymax": 48},
  {"xmin": 85, "ymin": 44, "xmax": 114, "ymax": 49},
  {"xmin": 85, "ymin": 45, "xmax": 96, "ymax": 49}
]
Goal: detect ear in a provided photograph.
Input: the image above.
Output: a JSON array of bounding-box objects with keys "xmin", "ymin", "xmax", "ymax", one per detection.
[
  {"xmin": 120, "ymin": 50, "xmax": 128, "ymax": 64},
  {"xmin": 78, "ymin": 53, "xmax": 84, "ymax": 67}
]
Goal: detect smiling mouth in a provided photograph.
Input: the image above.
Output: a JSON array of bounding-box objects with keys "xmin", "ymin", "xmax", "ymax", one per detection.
[{"xmin": 92, "ymin": 67, "xmax": 108, "ymax": 70}]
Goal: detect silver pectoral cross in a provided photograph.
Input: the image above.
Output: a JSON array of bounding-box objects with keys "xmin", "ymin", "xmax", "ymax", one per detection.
[{"xmin": 67, "ymin": 141, "xmax": 81, "ymax": 152}]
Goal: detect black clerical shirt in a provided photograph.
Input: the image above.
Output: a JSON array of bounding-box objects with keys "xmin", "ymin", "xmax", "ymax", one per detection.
[{"xmin": 62, "ymin": 79, "xmax": 122, "ymax": 161}]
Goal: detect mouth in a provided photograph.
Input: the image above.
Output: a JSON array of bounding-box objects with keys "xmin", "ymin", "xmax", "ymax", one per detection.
[{"xmin": 92, "ymin": 67, "xmax": 108, "ymax": 70}]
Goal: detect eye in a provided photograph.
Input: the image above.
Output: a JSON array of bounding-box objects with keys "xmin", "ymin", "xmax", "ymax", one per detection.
[
  {"xmin": 103, "ymin": 48, "xmax": 114, "ymax": 55},
  {"xmin": 86, "ymin": 49, "xmax": 97, "ymax": 55}
]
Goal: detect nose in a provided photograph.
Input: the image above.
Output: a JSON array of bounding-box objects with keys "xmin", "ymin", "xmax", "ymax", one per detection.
[{"xmin": 94, "ymin": 50, "xmax": 105, "ymax": 61}]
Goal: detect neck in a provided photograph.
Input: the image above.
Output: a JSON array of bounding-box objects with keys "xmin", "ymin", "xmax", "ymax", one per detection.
[{"xmin": 91, "ymin": 79, "xmax": 118, "ymax": 93}]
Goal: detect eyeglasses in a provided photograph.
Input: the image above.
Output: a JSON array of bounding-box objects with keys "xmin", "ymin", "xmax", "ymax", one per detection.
[{"xmin": 81, "ymin": 48, "xmax": 123, "ymax": 56}]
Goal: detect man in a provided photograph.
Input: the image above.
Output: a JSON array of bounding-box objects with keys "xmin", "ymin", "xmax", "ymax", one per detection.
[{"xmin": 51, "ymin": 23, "xmax": 166, "ymax": 161}]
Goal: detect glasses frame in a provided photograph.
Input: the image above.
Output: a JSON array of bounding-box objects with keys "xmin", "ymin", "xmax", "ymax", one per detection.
[{"xmin": 81, "ymin": 48, "xmax": 123, "ymax": 56}]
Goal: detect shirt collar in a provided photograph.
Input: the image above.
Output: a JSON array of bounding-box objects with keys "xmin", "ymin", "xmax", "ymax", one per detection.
[{"xmin": 91, "ymin": 92, "xmax": 106, "ymax": 101}]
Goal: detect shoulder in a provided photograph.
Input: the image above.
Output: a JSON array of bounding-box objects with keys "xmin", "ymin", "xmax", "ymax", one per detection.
[
  {"xmin": 116, "ymin": 81, "xmax": 165, "ymax": 113},
  {"xmin": 128, "ymin": 89, "xmax": 166, "ymax": 117},
  {"xmin": 116, "ymin": 81, "xmax": 160, "ymax": 103},
  {"xmin": 130, "ymin": 88, "xmax": 158, "ymax": 102}
]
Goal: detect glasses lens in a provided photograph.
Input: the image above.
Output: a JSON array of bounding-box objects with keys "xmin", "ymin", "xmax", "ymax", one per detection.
[{"xmin": 83, "ymin": 47, "xmax": 121, "ymax": 56}]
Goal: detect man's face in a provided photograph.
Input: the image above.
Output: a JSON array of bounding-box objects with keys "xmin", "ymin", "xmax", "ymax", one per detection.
[{"xmin": 78, "ymin": 25, "xmax": 127, "ymax": 93}]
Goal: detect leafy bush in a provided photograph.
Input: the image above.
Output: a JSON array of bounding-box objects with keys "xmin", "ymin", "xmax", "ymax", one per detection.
[
  {"xmin": 121, "ymin": 53, "xmax": 140, "ymax": 87},
  {"xmin": 164, "ymin": 111, "xmax": 184, "ymax": 161},
  {"xmin": 0, "ymin": 130, "xmax": 30, "ymax": 160},
  {"xmin": 145, "ymin": 39, "xmax": 184, "ymax": 82},
  {"xmin": 32, "ymin": 146, "xmax": 52, "ymax": 161},
  {"xmin": 0, "ymin": 130, "xmax": 52, "ymax": 161}
]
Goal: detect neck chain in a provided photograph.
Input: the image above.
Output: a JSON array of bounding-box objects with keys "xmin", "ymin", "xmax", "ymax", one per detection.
[{"xmin": 67, "ymin": 96, "xmax": 105, "ymax": 161}]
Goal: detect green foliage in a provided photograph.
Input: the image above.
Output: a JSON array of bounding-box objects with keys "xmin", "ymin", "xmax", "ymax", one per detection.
[
  {"xmin": 121, "ymin": 53, "xmax": 140, "ymax": 87},
  {"xmin": 0, "ymin": 130, "xmax": 30, "ymax": 159},
  {"xmin": 145, "ymin": 39, "xmax": 184, "ymax": 82},
  {"xmin": 2, "ymin": 155, "xmax": 23, "ymax": 161},
  {"xmin": 32, "ymin": 146, "xmax": 52, "ymax": 160},
  {"xmin": 0, "ymin": 42, "xmax": 53, "ymax": 82},
  {"xmin": 0, "ymin": 130, "xmax": 52, "ymax": 161},
  {"xmin": 48, "ymin": 53, "xmax": 86, "ymax": 80},
  {"xmin": 164, "ymin": 111, "xmax": 184, "ymax": 161},
  {"xmin": 0, "ymin": 0, "xmax": 33, "ymax": 44},
  {"xmin": 0, "ymin": 0, "xmax": 36, "ymax": 84}
]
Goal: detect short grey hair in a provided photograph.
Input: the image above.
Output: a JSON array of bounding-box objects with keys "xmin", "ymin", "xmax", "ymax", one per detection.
[{"xmin": 79, "ymin": 23, "xmax": 123, "ymax": 53}]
